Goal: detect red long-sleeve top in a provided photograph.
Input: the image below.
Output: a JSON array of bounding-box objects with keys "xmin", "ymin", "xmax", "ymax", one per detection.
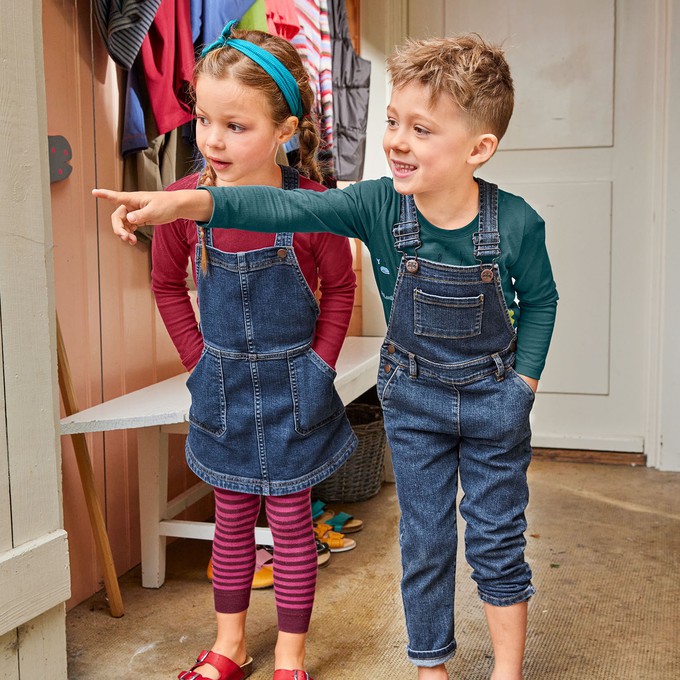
[{"xmin": 151, "ymin": 173, "xmax": 357, "ymax": 371}]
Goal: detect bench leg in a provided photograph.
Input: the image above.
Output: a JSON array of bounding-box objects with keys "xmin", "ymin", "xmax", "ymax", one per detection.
[{"xmin": 137, "ymin": 426, "xmax": 168, "ymax": 588}]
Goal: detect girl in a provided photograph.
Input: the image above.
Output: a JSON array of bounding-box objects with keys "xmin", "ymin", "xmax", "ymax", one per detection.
[{"xmin": 114, "ymin": 22, "xmax": 357, "ymax": 680}]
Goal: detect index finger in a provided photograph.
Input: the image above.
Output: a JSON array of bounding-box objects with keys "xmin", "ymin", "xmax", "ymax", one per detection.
[{"xmin": 92, "ymin": 188, "xmax": 127, "ymax": 204}]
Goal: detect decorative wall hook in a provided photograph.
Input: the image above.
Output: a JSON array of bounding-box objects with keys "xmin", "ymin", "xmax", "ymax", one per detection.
[{"xmin": 48, "ymin": 135, "xmax": 72, "ymax": 183}]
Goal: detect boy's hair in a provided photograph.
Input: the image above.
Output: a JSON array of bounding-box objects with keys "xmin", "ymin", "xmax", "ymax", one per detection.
[
  {"xmin": 193, "ymin": 28, "xmax": 323, "ymax": 184},
  {"xmin": 387, "ymin": 34, "xmax": 514, "ymax": 140}
]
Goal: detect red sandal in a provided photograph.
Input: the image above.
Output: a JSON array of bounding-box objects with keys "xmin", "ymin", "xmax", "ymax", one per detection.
[
  {"xmin": 272, "ymin": 671, "xmax": 313, "ymax": 680},
  {"xmin": 178, "ymin": 649, "xmax": 253, "ymax": 680}
]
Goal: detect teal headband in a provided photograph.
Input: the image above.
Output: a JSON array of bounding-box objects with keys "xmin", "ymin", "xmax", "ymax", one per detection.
[{"xmin": 200, "ymin": 20, "xmax": 304, "ymax": 119}]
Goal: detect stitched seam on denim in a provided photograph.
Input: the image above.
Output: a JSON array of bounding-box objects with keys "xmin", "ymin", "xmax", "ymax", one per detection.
[
  {"xmin": 413, "ymin": 289, "xmax": 484, "ymax": 339},
  {"xmin": 203, "ymin": 342, "xmax": 310, "ymax": 361},
  {"xmin": 185, "ymin": 431, "xmax": 357, "ymax": 493},
  {"xmin": 414, "ymin": 326, "xmax": 483, "ymax": 340},
  {"xmin": 289, "ymin": 352, "xmax": 345, "ymax": 436},
  {"xmin": 206, "ymin": 254, "xmax": 295, "ymax": 272},
  {"xmin": 283, "ymin": 244, "xmax": 322, "ymax": 314},
  {"xmin": 187, "ymin": 352, "xmax": 227, "ymax": 437},
  {"xmin": 307, "ymin": 347, "xmax": 336, "ymax": 377},
  {"xmin": 384, "ymin": 266, "xmax": 408, "ymax": 340},
  {"xmin": 386, "ymin": 341, "xmax": 513, "ymax": 372},
  {"xmin": 404, "ymin": 266, "xmax": 491, "ymax": 282},
  {"xmin": 378, "ymin": 362, "xmax": 402, "ymax": 402},
  {"xmin": 419, "ymin": 365, "xmax": 502, "ymax": 386},
  {"xmin": 414, "ymin": 290, "xmax": 485, "ymax": 307},
  {"xmin": 407, "ymin": 639, "xmax": 458, "ymax": 656},
  {"xmin": 250, "ymin": 359, "xmax": 268, "ymax": 481},
  {"xmin": 473, "ymin": 179, "xmax": 500, "ymax": 262},
  {"xmin": 508, "ymin": 368, "xmax": 536, "ymax": 400}
]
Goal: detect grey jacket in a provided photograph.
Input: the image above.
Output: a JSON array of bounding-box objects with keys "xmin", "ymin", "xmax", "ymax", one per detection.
[{"xmin": 328, "ymin": 0, "xmax": 371, "ymax": 181}]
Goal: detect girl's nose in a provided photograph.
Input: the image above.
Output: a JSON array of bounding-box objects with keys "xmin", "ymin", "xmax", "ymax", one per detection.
[{"xmin": 206, "ymin": 129, "xmax": 225, "ymax": 149}]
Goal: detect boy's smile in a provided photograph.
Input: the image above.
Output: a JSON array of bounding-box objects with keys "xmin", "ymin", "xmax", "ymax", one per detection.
[{"xmin": 383, "ymin": 81, "xmax": 493, "ymax": 222}]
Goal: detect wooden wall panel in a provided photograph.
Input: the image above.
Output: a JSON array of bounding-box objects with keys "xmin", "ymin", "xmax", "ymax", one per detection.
[
  {"xmin": 0, "ymin": 323, "xmax": 11, "ymax": 553},
  {"xmin": 44, "ymin": 0, "xmax": 104, "ymax": 607},
  {"xmin": 43, "ymin": 0, "xmax": 202, "ymax": 608},
  {"xmin": 1, "ymin": 0, "xmax": 69, "ymax": 670}
]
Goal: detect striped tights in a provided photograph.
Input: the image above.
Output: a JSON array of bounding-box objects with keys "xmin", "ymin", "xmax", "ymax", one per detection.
[{"xmin": 211, "ymin": 487, "xmax": 317, "ymax": 634}]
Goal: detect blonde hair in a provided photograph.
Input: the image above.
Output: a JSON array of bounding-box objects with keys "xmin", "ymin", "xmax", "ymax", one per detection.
[
  {"xmin": 193, "ymin": 28, "xmax": 322, "ymax": 273},
  {"xmin": 387, "ymin": 34, "xmax": 514, "ymax": 140}
]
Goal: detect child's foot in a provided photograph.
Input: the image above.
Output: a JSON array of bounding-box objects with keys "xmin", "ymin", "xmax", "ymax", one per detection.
[
  {"xmin": 273, "ymin": 671, "xmax": 313, "ymax": 680},
  {"xmin": 274, "ymin": 631, "xmax": 307, "ymax": 674},
  {"xmin": 417, "ymin": 664, "xmax": 449, "ymax": 679},
  {"xmin": 490, "ymin": 671, "xmax": 522, "ymax": 680},
  {"xmin": 180, "ymin": 647, "xmax": 252, "ymax": 680}
]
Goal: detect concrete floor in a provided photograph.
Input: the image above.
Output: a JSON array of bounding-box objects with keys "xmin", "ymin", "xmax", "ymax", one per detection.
[{"xmin": 67, "ymin": 459, "xmax": 680, "ymax": 679}]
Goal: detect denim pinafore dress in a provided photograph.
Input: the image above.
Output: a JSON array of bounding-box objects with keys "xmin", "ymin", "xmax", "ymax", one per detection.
[
  {"xmin": 185, "ymin": 166, "xmax": 357, "ymax": 496},
  {"xmin": 377, "ymin": 179, "xmax": 535, "ymax": 665}
]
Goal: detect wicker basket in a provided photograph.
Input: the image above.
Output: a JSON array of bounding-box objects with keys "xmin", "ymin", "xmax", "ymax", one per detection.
[{"xmin": 313, "ymin": 403, "xmax": 387, "ymax": 503}]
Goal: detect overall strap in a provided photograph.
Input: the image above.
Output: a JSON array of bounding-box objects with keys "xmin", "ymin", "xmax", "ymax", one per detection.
[
  {"xmin": 472, "ymin": 178, "xmax": 500, "ymax": 262},
  {"xmin": 274, "ymin": 232, "xmax": 294, "ymax": 247},
  {"xmin": 280, "ymin": 164, "xmax": 300, "ymax": 190},
  {"xmin": 275, "ymin": 165, "xmax": 300, "ymax": 247},
  {"xmin": 198, "ymin": 218, "xmax": 214, "ymax": 248},
  {"xmin": 392, "ymin": 194, "xmax": 421, "ymax": 254}
]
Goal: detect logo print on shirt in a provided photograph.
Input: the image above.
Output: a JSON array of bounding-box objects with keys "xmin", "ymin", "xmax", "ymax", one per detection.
[{"xmin": 376, "ymin": 258, "xmax": 391, "ymax": 275}]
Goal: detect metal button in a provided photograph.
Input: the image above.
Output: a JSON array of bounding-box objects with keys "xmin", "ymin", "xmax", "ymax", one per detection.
[
  {"xmin": 387, "ymin": 344, "xmax": 396, "ymax": 354},
  {"xmin": 406, "ymin": 259, "xmax": 419, "ymax": 273},
  {"xmin": 481, "ymin": 269, "xmax": 494, "ymax": 282},
  {"xmin": 277, "ymin": 248, "xmax": 287, "ymax": 259},
  {"xmin": 384, "ymin": 363, "xmax": 392, "ymax": 373}
]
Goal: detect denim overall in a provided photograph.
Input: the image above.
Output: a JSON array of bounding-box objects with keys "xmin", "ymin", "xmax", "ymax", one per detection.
[
  {"xmin": 377, "ymin": 179, "xmax": 536, "ymax": 666},
  {"xmin": 185, "ymin": 166, "xmax": 357, "ymax": 496}
]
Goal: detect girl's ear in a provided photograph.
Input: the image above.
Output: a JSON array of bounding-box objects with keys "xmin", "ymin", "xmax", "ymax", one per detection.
[
  {"xmin": 468, "ymin": 133, "xmax": 499, "ymax": 167},
  {"xmin": 277, "ymin": 116, "xmax": 299, "ymax": 144}
]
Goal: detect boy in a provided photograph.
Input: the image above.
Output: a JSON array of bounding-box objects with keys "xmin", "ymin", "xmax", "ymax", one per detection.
[{"xmin": 96, "ymin": 34, "xmax": 558, "ymax": 680}]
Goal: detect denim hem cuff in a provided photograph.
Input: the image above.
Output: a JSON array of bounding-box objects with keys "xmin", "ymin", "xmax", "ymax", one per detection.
[
  {"xmin": 407, "ymin": 641, "xmax": 457, "ymax": 666},
  {"xmin": 479, "ymin": 584, "xmax": 535, "ymax": 607}
]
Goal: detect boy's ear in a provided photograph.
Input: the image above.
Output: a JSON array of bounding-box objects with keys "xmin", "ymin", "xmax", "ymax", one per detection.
[
  {"xmin": 468, "ymin": 133, "xmax": 499, "ymax": 166},
  {"xmin": 277, "ymin": 116, "xmax": 299, "ymax": 144}
]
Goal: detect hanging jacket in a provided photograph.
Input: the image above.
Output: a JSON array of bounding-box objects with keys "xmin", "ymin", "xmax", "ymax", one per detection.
[
  {"xmin": 93, "ymin": 0, "xmax": 162, "ymax": 69},
  {"xmin": 328, "ymin": 0, "xmax": 370, "ymax": 181}
]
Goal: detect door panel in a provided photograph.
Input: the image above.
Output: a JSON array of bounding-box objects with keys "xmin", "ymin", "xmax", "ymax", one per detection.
[
  {"xmin": 500, "ymin": 181, "xmax": 612, "ymax": 395},
  {"xmin": 446, "ymin": 0, "xmax": 615, "ymax": 150},
  {"xmin": 408, "ymin": 0, "xmax": 657, "ymax": 452}
]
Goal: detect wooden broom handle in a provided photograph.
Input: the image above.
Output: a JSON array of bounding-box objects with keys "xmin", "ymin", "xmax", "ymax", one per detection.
[{"xmin": 56, "ymin": 316, "xmax": 124, "ymax": 617}]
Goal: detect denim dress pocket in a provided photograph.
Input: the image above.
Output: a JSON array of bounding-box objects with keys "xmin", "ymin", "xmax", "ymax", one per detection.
[
  {"xmin": 414, "ymin": 289, "xmax": 484, "ymax": 339},
  {"xmin": 186, "ymin": 350, "xmax": 227, "ymax": 437},
  {"xmin": 289, "ymin": 348, "xmax": 344, "ymax": 436}
]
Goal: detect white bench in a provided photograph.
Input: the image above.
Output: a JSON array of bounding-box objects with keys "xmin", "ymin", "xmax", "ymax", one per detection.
[{"xmin": 60, "ymin": 336, "xmax": 383, "ymax": 587}]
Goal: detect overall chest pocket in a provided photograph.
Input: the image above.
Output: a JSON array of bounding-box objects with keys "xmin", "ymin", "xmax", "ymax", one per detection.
[{"xmin": 413, "ymin": 289, "xmax": 484, "ymax": 339}]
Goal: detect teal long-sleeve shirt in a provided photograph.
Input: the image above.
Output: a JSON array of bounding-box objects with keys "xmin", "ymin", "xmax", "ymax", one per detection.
[{"xmin": 198, "ymin": 177, "xmax": 558, "ymax": 379}]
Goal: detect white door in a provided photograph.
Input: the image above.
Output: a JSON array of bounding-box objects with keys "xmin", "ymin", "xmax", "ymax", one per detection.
[
  {"xmin": 406, "ymin": 0, "xmax": 661, "ymax": 455},
  {"xmin": 0, "ymin": 1, "xmax": 70, "ymax": 677}
]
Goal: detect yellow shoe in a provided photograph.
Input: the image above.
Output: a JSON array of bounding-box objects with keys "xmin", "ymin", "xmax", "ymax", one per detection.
[
  {"xmin": 252, "ymin": 547, "xmax": 274, "ymax": 589},
  {"xmin": 252, "ymin": 564, "xmax": 274, "ymax": 589}
]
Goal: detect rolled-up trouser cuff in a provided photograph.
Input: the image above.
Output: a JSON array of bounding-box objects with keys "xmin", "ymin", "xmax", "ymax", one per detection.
[
  {"xmin": 479, "ymin": 583, "xmax": 535, "ymax": 607},
  {"xmin": 408, "ymin": 640, "xmax": 457, "ymax": 666}
]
